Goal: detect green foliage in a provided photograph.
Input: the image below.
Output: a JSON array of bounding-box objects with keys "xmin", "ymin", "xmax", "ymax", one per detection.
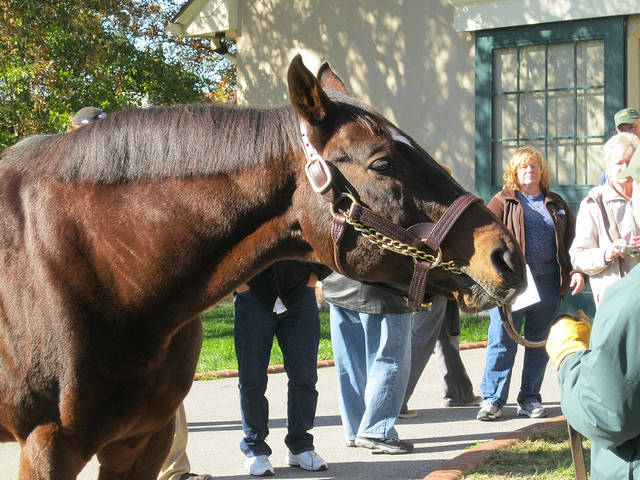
[
  {"xmin": 197, "ymin": 303, "xmax": 486, "ymax": 373},
  {"xmin": 459, "ymin": 313, "xmax": 490, "ymax": 344},
  {"xmin": 0, "ymin": 0, "xmax": 235, "ymax": 150},
  {"xmin": 198, "ymin": 302, "xmax": 334, "ymax": 374}
]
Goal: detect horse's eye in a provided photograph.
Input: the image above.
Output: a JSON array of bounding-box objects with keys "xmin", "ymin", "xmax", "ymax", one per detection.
[{"xmin": 369, "ymin": 158, "xmax": 396, "ymax": 174}]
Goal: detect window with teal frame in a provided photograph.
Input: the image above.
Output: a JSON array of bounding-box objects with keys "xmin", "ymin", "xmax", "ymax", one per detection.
[{"xmin": 475, "ymin": 17, "xmax": 625, "ymax": 207}]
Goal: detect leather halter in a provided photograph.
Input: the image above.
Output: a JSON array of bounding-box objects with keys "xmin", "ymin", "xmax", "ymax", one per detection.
[{"xmin": 300, "ymin": 121, "xmax": 482, "ymax": 307}]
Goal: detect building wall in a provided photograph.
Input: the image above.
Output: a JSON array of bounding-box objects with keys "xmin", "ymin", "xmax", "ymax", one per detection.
[{"xmin": 233, "ymin": 0, "xmax": 478, "ymax": 191}]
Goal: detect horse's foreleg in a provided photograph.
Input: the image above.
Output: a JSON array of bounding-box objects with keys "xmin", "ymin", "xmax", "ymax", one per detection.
[
  {"xmin": 96, "ymin": 416, "xmax": 175, "ymax": 480},
  {"xmin": 19, "ymin": 423, "xmax": 87, "ymax": 479}
]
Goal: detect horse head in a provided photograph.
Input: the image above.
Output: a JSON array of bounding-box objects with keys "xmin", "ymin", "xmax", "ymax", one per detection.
[{"xmin": 287, "ymin": 54, "xmax": 525, "ymax": 312}]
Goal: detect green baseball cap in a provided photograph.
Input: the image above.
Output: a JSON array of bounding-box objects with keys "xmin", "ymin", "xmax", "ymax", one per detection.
[
  {"xmin": 615, "ymin": 108, "xmax": 640, "ymax": 128},
  {"xmin": 618, "ymin": 146, "xmax": 640, "ymax": 181}
]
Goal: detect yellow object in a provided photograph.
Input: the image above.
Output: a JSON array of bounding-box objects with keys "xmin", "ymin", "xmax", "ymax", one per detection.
[{"xmin": 546, "ymin": 310, "xmax": 591, "ymax": 369}]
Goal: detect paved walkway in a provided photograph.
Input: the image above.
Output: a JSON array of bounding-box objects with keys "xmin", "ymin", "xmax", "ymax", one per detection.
[{"xmin": 0, "ymin": 345, "xmax": 563, "ymax": 480}]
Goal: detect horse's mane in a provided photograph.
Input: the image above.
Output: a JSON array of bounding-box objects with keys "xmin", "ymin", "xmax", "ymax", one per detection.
[
  {"xmin": 1, "ymin": 103, "xmax": 301, "ymax": 184},
  {"xmin": 1, "ymin": 90, "xmax": 384, "ymax": 184}
]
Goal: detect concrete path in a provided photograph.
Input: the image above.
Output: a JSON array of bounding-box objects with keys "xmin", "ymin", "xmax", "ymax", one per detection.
[{"xmin": 0, "ymin": 346, "xmax": 563, "ymax": 480}]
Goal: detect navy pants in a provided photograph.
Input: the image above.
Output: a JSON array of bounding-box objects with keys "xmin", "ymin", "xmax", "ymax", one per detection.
[{"xmin": 234, "ymin": 287, "xmax": 320, "ymax": 456}]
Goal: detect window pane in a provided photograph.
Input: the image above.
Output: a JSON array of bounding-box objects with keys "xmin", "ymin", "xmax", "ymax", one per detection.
[
  {"xmin": 520, "ymin": 44, "xmax": 546, "ymax": 91},
  {"xmin": 492, "ymin": 94, "xmax": 518, "ymax": 140},
  {"xmin": 547, "ymin": 140, "xmax": 575, "ymax": 185},
  {"xmin": 577, "ymin": 87, "xmax": 604, "ymax": 138},
  {"xmin": 548, "ymin": 90, "xmax": 575, "ymax": 138},
  {"xmin": 549, "ymin": 42, "xmax": 575, "ymax": 90},
  {"xmin": 576, "ymin": 140, "xmax": 605, "ymax": 185},
  {"xmin": 577, "ymin": 40, "xmax": 604, "ymax": 87},
  {"xmin": 520, "ymin": 92, "xmax": 546, "ymax": 139},
  {"xmin": 493, "ymin": 47, "xmax": 517, "ymax": 92},
  {"xmin": 492, "ymin": 141, "xmax": 518, "ymax": 185}
]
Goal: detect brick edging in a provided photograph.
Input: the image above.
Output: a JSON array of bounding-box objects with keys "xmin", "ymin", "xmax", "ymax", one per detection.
[
  {"xmin": 194, "ymin": 341, "xmax": 488, "ymax": 380},
  {"xmin": 422, "ymin": 415, "xmax": 569, "ymax": 480},
  {"xmin": 459, "ymin": 341, "xmax": 488, "ymax": 350}
]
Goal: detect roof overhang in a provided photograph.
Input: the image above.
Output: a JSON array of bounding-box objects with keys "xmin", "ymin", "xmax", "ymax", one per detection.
[
  {"xmin": 166, "ymin": 0, "xmax": 237, "ymax": 39},
  {"xmin": 448, "ymin": 0, "xmax": 640, "ymax": 32}
]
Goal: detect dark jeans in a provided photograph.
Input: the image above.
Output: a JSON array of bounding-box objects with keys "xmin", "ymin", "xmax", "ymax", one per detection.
[{"xmin": 234, "ymin": 287, "xmax": 320, "ymax": 456}]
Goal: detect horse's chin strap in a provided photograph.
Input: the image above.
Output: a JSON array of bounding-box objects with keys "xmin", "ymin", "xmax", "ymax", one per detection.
[{"xmin": 300, "ymin": 120, "xmax": 482, "ymax": 307}]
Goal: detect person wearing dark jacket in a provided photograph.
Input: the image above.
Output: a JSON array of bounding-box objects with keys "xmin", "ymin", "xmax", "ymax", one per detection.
[
  {"xmin": 235, "ymin": 260, "xmax": 331, "ymax": 476},
  {"xmin": 477, "ymin": 146, "xmax": 584, "ymax": 421}
]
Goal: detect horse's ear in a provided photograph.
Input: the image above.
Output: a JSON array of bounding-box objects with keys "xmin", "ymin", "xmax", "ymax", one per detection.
[
  {"xmin": 317, "ymin": 62, "xmax": 348, "ymax": 92},
  {"xmin": 288, "ymin": 54, "xmax": 335, "ymax": 124}
]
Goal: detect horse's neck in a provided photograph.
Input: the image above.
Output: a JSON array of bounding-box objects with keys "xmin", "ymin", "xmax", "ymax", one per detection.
[
  {"xmin": 87, "ymin": 171, "xmax": 306, "ymax": 321},
  {"xmin": 197, "ymin": 172, "xmax": 311, "ymax": 302}
]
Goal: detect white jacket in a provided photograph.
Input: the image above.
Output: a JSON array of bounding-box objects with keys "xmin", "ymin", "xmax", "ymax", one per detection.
[{"xmin": 569, "ymin": 181, "xmax": 640, "ymax": 306}]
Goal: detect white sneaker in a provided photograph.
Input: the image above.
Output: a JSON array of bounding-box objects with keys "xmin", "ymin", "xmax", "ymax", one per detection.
[
  {"xmin": 285, "ymin": 450, "xmax": 328, "ymax": 471},
  {"xmin": 476, "ymin": 400, "xmax": 502, "ymax": 421},
  {"xmin": 245, "ymin": 455, "xmax": 275, "ymax": 476},
  {"xmin": 517, "ymin": 400, "xmax": 548, "ymax": 418}
]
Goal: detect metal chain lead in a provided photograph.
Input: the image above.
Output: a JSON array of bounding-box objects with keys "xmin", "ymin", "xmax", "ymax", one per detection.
[{"xmin": 342, "ymin": 210, "xmax": 464, "ymax": 275}]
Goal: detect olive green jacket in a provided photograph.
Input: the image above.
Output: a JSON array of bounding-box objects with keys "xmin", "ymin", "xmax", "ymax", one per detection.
[{"xmin": 558, "ymin": 265, "xmax": 640, "ymax": 479}]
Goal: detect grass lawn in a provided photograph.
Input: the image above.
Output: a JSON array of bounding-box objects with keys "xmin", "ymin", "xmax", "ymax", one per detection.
[
  {"xmin": 197, "ymin": 300, "xmax": 489, "ymax": 374},
  {"xmin": 464, "ymin": 422, "xmax": 591, "ymax": 479}
]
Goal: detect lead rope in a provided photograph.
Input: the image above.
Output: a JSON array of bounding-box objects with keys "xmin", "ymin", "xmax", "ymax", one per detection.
[{"xmin": 497, "ymin": 304, "xmax": 546, "ymax": 348}]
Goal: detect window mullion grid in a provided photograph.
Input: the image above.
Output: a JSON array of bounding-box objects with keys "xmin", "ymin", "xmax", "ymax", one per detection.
[
  {"xmin": 544, "ymin": 42, "xmax": 551, "ymax": 180},
  {"xmin": 574, "ymin": 40, "xmax": 580, "ymax": 185},
  {"xmin": 516, "ymin": 45, "xmax": 522, "ymax": 149}
]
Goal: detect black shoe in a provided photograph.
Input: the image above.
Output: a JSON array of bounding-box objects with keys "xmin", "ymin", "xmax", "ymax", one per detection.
[
  {"xmin": 354, "ymin": 436, "xmax": 414, "ymax": 454},
  {"xmin": 179, "ymin": 474, "xmax": 214, "ymax": 480}
]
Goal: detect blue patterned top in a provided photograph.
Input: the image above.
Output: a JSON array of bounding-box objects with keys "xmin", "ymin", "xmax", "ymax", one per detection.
[{"xmin": 517, "ymin": 191, "xmax": 558, "ymax": 275}]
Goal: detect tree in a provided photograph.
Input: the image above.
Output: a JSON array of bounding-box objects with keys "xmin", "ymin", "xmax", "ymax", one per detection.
[{"xmin": 0, "ymin": 0, "xmax": 236, "ymax": 150}]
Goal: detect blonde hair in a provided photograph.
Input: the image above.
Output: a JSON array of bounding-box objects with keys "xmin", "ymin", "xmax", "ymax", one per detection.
[
  {"xmin": 603, "ymin": 132, "xmax": 640, "ymax": 176},
  {"xmin": 503, "ymin": 146, "xmax": 551, "ymax": 192}
]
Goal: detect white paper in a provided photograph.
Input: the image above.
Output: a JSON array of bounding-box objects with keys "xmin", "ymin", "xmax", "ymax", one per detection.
[
  {"xmin": 511, "ymin": 265, "xmax": 540, "ymax": 311},
  {"xmin": 273, "ymin": 297, "xmax": 287, "ymax": 314}
]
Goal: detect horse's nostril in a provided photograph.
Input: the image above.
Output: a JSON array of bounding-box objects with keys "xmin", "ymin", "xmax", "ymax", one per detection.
[{"xmin": 491, "ymin": 246, "xmax": 524, "ymax": 287}]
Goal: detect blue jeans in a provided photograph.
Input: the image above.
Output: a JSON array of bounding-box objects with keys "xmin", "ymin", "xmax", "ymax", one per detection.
[
  {"xmin": 329, "ymin": 304, "xmax": 411, "ymax": 441},
  {"xmin": 480, "ymin": 272, "xmax": 561, "ymax": 407},
  {"xmin": 234, "ymin": 288, "xmax": 320, "ymax": 456}
]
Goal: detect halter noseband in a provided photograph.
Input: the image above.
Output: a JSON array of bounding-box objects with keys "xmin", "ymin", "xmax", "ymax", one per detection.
[{"xmin": 300, "ymin": 121, "xmax": 482, "ymax": 307}]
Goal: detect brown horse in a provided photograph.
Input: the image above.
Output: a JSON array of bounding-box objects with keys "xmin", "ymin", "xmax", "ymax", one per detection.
[{"xmin": 0, "ymin": 55, "xmax": 525, "ymax": 479}]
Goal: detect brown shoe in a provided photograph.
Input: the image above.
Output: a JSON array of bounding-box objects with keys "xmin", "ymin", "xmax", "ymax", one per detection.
[
  {"xmin": 398, "ymin": 408, "xmax": 418, "ymax": 418},
  {"xmin": 443, "ymin": 394, "xmax": 482, "ymax": 408}
]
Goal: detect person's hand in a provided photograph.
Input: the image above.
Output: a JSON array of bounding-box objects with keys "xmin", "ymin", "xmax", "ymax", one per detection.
[
  {"xmin": 570, "ymin": 272, "xmax": 585, "ymax": 295},
  {"xmin": 605, "ymin": 239, "xmax": 630, "ymax": 261},
  {"xmin": 546, "ymin": 310, "xmax": 591, "ymax": 369}
]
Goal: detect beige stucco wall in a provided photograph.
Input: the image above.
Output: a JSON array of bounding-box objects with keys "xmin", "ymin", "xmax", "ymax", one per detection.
[{"xmin": 233, "ymin": 0, "xmax": 478, "ymax": 192}]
